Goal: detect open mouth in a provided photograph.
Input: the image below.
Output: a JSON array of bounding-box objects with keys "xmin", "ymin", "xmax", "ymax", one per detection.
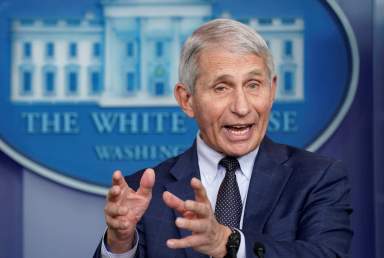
[{"xmin": 224, "ymin": 124, "xmax": 254, "ymax": 136}]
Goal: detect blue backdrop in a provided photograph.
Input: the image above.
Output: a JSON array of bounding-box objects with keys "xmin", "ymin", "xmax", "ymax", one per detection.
[{"xmin": 0, "ymin": 0, "xmax": 382, "ymax": 257}]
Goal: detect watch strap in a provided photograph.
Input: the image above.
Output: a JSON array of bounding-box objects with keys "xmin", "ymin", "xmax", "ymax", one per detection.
[{"xmin": 224, "ymin": 228, "xmax": 241, "ymax": 258}]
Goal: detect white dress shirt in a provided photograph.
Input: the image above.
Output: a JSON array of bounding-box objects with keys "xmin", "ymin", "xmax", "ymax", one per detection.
[{"xmin": 101, "ymin": 134, "xmax": 259, "ymax": 258}]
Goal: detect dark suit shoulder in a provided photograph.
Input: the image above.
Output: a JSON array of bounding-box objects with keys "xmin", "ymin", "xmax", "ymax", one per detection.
[
  {"xmin": 263, "ymin": 137, "xmax": 337, "ymax": 166},
  {"xmin": 271, "ymin": 142, "xmax": 349, "ymax": 201},
  {"xmin": 263, "ymin": 138, "xmax": 346, "ymax": 183},
  {"xmin": 284, "ymin": 144, "xmax": 338, "ymax": 170}
]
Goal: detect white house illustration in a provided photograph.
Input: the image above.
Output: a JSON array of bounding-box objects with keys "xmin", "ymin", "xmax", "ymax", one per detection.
[{"xmin": 10, "ymin": 0, "xmax": 304, "ymax": 106}]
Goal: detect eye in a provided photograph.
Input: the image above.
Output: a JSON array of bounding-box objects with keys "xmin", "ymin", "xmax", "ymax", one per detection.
[
  {"xmin": 246, "ymin": 80, "xmax": 262, "ymax": 91},
  {"xmin": 213, "ymin": 84, "xmax": 229, "ymax": 93}
]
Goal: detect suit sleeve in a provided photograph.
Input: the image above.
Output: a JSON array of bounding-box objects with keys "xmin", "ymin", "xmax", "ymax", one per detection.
[
  {"xmin": 242, "ymin": 160, "xmax": 353, "ymax": 258},
  {"xmin": 93, "ymin": 230, "xmax": 140, "ymax": 258}
]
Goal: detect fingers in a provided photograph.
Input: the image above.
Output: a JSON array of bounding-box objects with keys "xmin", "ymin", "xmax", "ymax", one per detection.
[
  {"xmin": 163, "ymin": 191, "xmax": 186, "ymax": 214},
  {"xmin": 104, "ymin": 203, "xmax": 128, "ymax": 217},
  {"xmin": 107, "ymin": 185, "xmax": 121, "ymax": 202},
  {"xmin": 137, "ymin": 168, "xmax": 155, "ymax": 197},
  {"xmin": 163, "ymin": 178, "xmax": 210, "ymax": 213},
  {"xmin": 104, "ymin": 203, "xmax": 132, "ymax": 231},
  {"xmin": 112, "ymin": 170, "xmax": 127, "ymax": 188},
  {"xmin": 105, "ymin": 169, "xmax": 156, "ymax": 245},
  {"xmin": 108, "ymin": 168, "xmax": 155, "ymax": 203},
  {"xmin": 163, "ymin": 179, "xmax": 211, "ymax": 218},
  {"xmin": 106, "ymin": 169, "xmax": 155, "ymax": 218},
  {"xmin": 108, "ymin": 170, "xmax": 132, "ymax": 202},
  {"xmin": 105, "ymin": 215, "xmax": 129, "ymax": 230},
  {"xmin": 167, "ymin": 221, "xmax": 231, "ymax": 257},
  {"xmin": 184, "ymin": 200, "xmax": 210, "ymax": 217},
  {"xmin": 191, "ymin": 177, "xmax": 209, "ymax": 203},
  {"xmin": 175, "ymin": 217, "xmax": 207, "ymax": 233},
  {"xmin": 167, "ymin": 235, "xmax": 206, "ymax": 249}
]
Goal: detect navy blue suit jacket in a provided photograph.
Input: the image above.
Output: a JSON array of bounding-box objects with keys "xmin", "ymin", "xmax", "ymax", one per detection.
[{"xmin": 94, "ymin": 137, "xmax": 352, "ymax": 258}]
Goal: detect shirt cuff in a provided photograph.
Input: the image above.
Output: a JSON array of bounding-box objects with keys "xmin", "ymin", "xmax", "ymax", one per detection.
[{"xmin": 100, "ymin": 229, "xmax": 139, "ymax": 258}]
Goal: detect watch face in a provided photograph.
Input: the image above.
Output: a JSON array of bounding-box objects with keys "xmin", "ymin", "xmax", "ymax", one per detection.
[{"xmin": 229, "ymin": 230, "xmax": 241, "ymax": 245}]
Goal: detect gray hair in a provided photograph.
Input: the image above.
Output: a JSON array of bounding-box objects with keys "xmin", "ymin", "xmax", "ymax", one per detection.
[{"xmin": 179, "ymin": 18, "xmax": 275, "ymax": 93}]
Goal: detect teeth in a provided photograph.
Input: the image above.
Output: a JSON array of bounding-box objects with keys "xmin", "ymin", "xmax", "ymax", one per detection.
[
  {"xmin": 226, "ymin": 124, "xmax": 250, "ymax": 129},
  {"xmin": 227, "ymin": 126, "xmax": 250, "ymax": 135}
]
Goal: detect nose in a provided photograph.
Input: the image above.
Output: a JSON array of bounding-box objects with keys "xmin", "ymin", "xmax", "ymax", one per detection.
[{"xmin": 230, "ymin": 88, "xmax": 251, "ymax": 117}]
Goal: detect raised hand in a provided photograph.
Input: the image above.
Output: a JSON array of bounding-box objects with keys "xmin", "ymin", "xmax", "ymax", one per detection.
[
  {"xmin": 104, "ymin": 169, "xmax": 155, "ymax": 253},
  {"xmin": 163, "ymin": 177, "xmax": 232, "ymax": 258}
]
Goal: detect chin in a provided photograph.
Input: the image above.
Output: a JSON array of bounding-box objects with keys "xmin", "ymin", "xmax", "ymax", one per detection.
[{"xmin": 222, "ymin": 143, "xmax": 255, "ymax": 157}]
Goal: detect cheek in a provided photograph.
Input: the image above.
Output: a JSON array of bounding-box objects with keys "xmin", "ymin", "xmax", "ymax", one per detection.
[
  {"xmin": 198, "ymin": 111, "xmax": 216, "ymax": 129},
  {"xmin": 195, "ymin": 107, "xmax": 222, "ymax": 131},
  {"xmin": 255, "ymin": 99, "xmax": 273, "ymax": 115}
]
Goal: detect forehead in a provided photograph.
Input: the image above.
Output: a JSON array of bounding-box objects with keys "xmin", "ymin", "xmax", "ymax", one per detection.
[{"xmin": 196, "ymin": 47, "xmax": 267, "ymax": 79}]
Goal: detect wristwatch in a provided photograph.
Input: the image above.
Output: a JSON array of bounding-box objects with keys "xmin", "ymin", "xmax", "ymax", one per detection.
[{"xmin": 224, "ymin": 228, "xmax": 241, "ymax": 258}]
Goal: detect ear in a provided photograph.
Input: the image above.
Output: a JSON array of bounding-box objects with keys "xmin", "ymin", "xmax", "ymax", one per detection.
[
  {"xmin": 270, "ymin": 75, "xmax": 277, "ymax": 107},
  {"xmin": 174, "ymin": 83, "xmax": 195, "ymax": 118}
]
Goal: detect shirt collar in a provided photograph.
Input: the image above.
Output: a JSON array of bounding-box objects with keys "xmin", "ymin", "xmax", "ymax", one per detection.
[{"xmin": 196, "ymin": 133, "xmax": 259, "ymax": 182}]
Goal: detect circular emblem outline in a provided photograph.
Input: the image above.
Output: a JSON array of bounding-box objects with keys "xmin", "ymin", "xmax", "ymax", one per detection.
[{"xmin": 0, "ymin": 0, "xmax": 359, "ymax": 195}]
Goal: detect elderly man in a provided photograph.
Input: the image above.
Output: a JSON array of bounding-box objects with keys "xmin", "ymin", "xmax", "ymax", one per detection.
[{"xmin": 94, "ymin": 19, "xmax": 352, "ymax": 258}]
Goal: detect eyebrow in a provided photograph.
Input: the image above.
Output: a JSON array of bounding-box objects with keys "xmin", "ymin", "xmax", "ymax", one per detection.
[
  {"xmin": 210, "ymin": 69, "xmax": 265, "ymax": 85},
  {"xmin": 213, "ymin": 74, "xmax": 234, "ymax": 83},
  {"xmin": 247, "ymin": 69, "xmax": 264, "ymax": 77}
]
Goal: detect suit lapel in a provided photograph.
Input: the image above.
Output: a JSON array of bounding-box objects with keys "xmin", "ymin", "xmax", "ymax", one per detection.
[
  {"xmin": 164, "ymin": 142, "xmax": 208, "ymax": 258},
  {"xmin": 243, "ymin": 137, "xmax": 293, "ymax": 233},
  {"xmin": 162, "ymin": 137, "xmax": 291, "ymax": 257}
]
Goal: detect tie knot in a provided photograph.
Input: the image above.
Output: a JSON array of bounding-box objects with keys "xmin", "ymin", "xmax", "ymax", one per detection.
[{"xmin": 219, "ymin": 156, "xmax": 240, "ymax": 173}]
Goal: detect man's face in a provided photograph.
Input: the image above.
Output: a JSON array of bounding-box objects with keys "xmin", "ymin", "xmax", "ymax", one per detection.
[{"xmin": 176, "ymin": 48, "xmax": 276, "ymax": 157}]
